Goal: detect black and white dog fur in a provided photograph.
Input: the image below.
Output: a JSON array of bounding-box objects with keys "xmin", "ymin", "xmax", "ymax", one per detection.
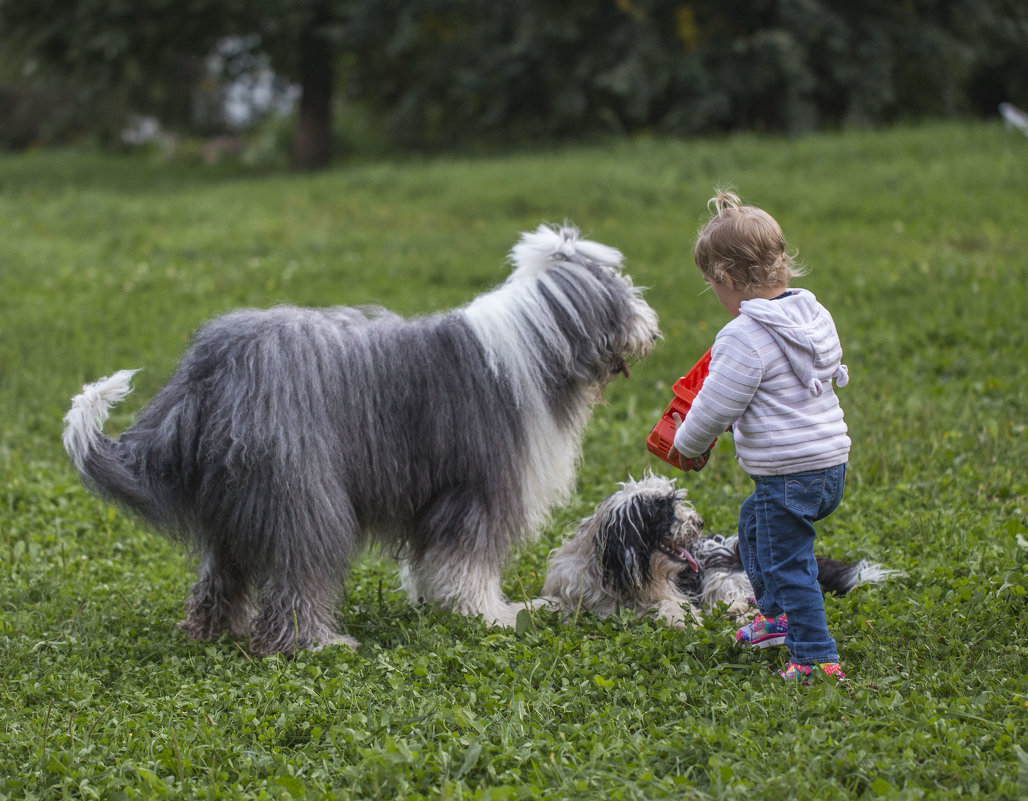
[
  {"xmin": 63, "ymin": 225, "xmax": 660, "ymax": 656},
  {"xmin": 543, "ymin": 474, "xmax": 893, "ymax": 627}
]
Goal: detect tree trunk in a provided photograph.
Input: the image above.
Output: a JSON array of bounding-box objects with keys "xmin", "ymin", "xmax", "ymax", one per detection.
[{"xmin": 290, "ymin": 5, "xmax": 334, "ymax": 171}]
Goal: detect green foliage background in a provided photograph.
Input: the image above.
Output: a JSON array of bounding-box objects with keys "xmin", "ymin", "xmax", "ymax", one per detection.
[
  {"xmin": 1, "ymin": 122, "xmax": 1026, "ymax": 798},
  {"xmin": 342, "ymin": 0, "xmax": 1028, "ymax": 148},
  {"xmin": 2, "ymin": 0, "xmax": 1027, "ymax": 151}
]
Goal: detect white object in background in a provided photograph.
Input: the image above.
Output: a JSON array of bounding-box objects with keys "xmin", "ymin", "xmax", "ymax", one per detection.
[{"xmin": 999, "ymin": 102, "xmax": 1028, "ymax": 137}]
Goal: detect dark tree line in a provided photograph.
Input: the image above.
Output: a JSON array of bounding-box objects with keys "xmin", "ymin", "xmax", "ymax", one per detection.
[{"xmin": 1, "ymin": 0, "xmax": 1025, "ymax": 169}]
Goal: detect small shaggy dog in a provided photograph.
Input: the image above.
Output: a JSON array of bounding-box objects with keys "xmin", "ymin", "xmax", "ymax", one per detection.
[
  {"xmin": 543, "ymin": 474, "xmax": 892, "ymax": 627},
  {"xmin": 63, "ymin": 225, "xmax": 659, "ymax": 656}
]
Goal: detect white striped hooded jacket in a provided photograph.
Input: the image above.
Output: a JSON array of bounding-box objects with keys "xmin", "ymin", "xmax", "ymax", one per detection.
[{"xmin": 673, "ymin": 288, "xmax": 851, "ymax": 476}]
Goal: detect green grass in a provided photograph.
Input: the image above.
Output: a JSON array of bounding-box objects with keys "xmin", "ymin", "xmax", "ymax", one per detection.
[{"xmin": 1, "ymin": 121, "xmax": 1026, "ymax": 799}]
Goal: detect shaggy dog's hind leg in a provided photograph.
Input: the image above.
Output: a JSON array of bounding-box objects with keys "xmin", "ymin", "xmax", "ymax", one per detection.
[
  {"xmin": 242, "ymin": 491, "xmax": 360, "ymax": 656},
  {"xmin": 249, "ymin": 577, "xmax": 357, "ymax": 656},
  {"xmin": 179, "ymin": 547, "xmax": 254, "ymax": 642}
]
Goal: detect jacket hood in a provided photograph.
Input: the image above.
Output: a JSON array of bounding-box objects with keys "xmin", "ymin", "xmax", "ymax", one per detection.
[{"xmin": 739, "ymin": 289, "xmax": 848, "ymax": 395}]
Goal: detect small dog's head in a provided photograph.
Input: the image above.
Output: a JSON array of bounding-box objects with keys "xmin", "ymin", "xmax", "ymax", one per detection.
[{"xmin": 589, "ymin": 473, "xmax": 704, "ymax": 600}]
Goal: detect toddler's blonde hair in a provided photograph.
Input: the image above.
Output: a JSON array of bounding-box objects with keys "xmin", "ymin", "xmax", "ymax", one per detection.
[{"xmin": 693, "ymin": 189, "xmax": 805, "ymax": 291}]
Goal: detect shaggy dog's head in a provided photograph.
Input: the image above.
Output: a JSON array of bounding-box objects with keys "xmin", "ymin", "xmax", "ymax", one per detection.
[
  {"xmin": 589, "ymin": 474, "xmax": 705, "ymax": 601},
  {"xmin": 497, "ymin": 224, "xmax": 661, "ymax": 387}
]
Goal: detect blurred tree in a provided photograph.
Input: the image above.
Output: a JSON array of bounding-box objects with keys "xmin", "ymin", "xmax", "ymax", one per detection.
[
  {"xmin": 0, "ymin": 0, "xmax": 339, "ymax": 169},
  {"xmin": 1, "ymin": 0, "xmax": 1025, "ymax": 159},
  {"xmin": 338, "ymin": 0, "xmax": 1028, "ymax": 149},
  {"xmin": 0, "ymin": 48, "xmax": 122, "ymax": 149}
]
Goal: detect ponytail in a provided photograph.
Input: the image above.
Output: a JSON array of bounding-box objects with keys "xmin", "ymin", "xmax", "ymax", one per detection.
[{"xmin": 707, "ymin": 189, "xmax": 742, "ymax": 217}]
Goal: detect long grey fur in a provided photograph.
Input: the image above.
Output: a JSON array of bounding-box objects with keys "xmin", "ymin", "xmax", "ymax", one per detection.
[{"xmin": 63, "ymin": 224, "xmax": 660, "ymax": 656}]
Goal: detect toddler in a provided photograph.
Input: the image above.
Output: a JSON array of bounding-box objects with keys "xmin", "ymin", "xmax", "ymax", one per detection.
[{"xmin": 670, "ymin": 190, "xmax": 851, "ymax": 682}]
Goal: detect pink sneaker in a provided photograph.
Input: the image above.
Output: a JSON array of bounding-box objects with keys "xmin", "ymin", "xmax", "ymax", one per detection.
[
  {"xmin": 735, "ymin": 612, "xmax": 788, "ymax": 648},
  {"xmin": 779, "ymin": 661, "xmax": 846, "ymax": 684}
]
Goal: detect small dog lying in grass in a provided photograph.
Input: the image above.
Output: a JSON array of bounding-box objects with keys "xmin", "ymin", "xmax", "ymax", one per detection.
[{"xmin": 542, "ymin": 474, "xmax": 893, "ymax": 626}]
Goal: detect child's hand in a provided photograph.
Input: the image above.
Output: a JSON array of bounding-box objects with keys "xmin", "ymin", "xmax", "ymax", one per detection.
[
  {"xmin": 666, "ymin": 413, "xmax": 685, "ymax": 461},
  {"xmin": 668, "ymin": 412, "xmax": 711, "ymax": 472},
  {"xmin": 681, "ymin": 449, "xmax": 711, "ymax": 471}
]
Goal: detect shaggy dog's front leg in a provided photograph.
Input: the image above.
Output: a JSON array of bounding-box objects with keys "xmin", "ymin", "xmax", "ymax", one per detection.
[{"xmin": 400, "ymin": 549, "xmax": 524, "ymax": 627}]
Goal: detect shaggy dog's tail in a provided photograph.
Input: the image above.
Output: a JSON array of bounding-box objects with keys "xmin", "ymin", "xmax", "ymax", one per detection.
[
  {"xmin": 816, "ymin": 557, "xmax": 898, "ymax": 595},
  {"xmin": 63, "ymin": 370, "xmax": 156, "ymax": 518}
]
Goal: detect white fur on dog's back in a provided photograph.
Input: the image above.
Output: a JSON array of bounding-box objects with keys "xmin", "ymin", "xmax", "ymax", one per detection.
[{"xmin": 63, "ymin": 370, "xmax": 139, "ymax": 472}]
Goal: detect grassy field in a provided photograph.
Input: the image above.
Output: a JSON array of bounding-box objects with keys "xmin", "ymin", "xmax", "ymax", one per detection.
[{"xmin": 1, "ymin": 121, "xmax": 1026, "ymax": 799}]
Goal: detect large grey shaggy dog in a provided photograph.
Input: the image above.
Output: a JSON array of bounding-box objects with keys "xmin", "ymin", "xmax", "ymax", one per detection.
[
  {"xmin": 543, "ymin": 474, "xmax": 893, "ymax": 627},
  {"xmin": 63, "ymin": 225, "xmax": 660, "ymax": 656}
]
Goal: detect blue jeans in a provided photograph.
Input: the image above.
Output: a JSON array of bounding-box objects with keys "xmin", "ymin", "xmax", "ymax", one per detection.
[{"xmin": 736, "ymin": 464, "xmax": 847, "ymax": 665}]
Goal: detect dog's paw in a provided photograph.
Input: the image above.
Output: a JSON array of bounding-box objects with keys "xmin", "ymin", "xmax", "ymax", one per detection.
[
  {"xmin": 724, "ymin": 597, "xmax": 756, "ymax": 620},
  {"xmin": 178, "ymin": 616, "xmax": 223, "ymax": 642},
  {"xmin": 487, "ymin": 602, "xmax": 526, "ymax": 628},
  {"xmin": 311, "ymin": 633, "xmax": 360, "ymax": 652},
  {"xmin": 653, "ymin": 600, "xmax": 701, "ymax": 629},
  {"xmin": 477, "ymin": 600, "xmax": 547, "ymax": 628}
]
